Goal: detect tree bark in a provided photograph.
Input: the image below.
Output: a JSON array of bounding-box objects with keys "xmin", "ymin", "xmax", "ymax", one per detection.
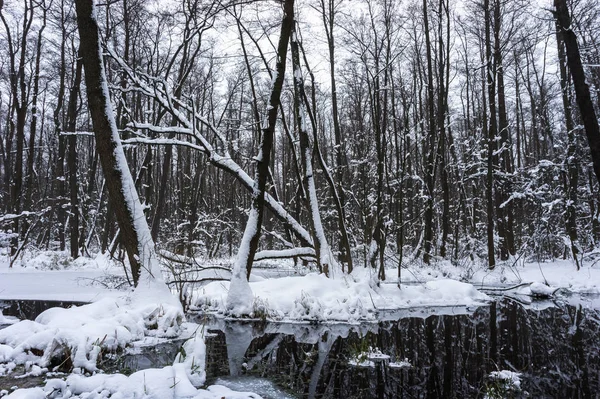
[
  {"xmin": 75, "ymin": 0, "xmax": 160, "ymax": 286},
  {"xmin": 226, "ymin": 0, "xmax": 295, "ymax": 314},
  {"xmin": 66, "ymin": 54, "xmax": 83, "ymax": 259},
  {"xmin": 554, "ymin": 0, "xmax": 600, "ymax": 186}
]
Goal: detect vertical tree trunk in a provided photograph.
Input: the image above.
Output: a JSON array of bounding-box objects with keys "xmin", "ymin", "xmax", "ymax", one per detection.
[
  {"xmin": 494, "ymin": 0, "xmax": 515, "ymax": 258},
  {"xmin": 422, "ymin": 0, "xmax": 436, "ymax": 265},
  {"xmin": 485, "ymin": 0, "xmax": 496, "ymax": 269},
  {"xmin": 320, "ymin": 0, "xmax": 352, "ymax": 273},
  {"xmin": 438, "ymin": 0, "xmax": 450, "ymax": 259},
  {"xmin": 24, "ymin": 3, "xmax": 46, "ymax": 232},
  {"xmin": 53, "ymin": 1, "xmax": 67, "ymax": 252},
  {"xmin": 66, "ymin": 55, "xmax": 83, "ymax": 259},
  {"xmin": 556, "ymin": 17, "xmax": 580, "ymax": 269}
]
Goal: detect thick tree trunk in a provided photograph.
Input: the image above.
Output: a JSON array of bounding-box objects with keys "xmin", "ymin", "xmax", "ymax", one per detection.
[
  {"xmin": 494, "ymin": 0, "xmax": 515, "ymax": 258},
  {"xmin": 556, "ymin": 20, "xmax": 580, "ymax": 269},
  {"xmin": 554, "ymin": 0, "xmax": 600, "ymax": 186},
  {"xmin": 75, "ymin": 0, "xmax": 161, "ymax": 287},
  {"xmin": 422, "ymin": 0, "xmax": 436, "ymax": 265},
  {"xmin": 485, "ymin": 0, "xmax": 496, "ymax": 269}
]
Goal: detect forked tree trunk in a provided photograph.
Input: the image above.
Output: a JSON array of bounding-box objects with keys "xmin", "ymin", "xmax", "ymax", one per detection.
[{"xmin": 226, "ymin": 0, "xmax": 295, "ymax": 315}]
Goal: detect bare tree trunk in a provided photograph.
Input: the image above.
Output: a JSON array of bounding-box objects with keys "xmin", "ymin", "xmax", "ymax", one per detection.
[
  {"xmin": 554, "ymin": 0, "xmax": 600, "ymax": 186},
  {"xmin": 485, "ymin": 0, "xmax": 496, "ymax": 269},
  {"xmin": 226, "ymin": 0, "xmax": 295, "ymax": 315},
  {"xmin": 66, "ymin": 54, "xmax": 83, "ymax": 259},
  {"xmin": 291, "ymin": 23, "xmax": 332, "ymax": 276},
  {"xmin": 423, "ymin": 0, "xmax": 436, "ymax": 265},
  {"xmin": 75, "ymin": 0, "xmax": 161, "ymax": 286},
  {"xmin": 319, "ymin": 0, "xmax": 352, "ymax": 273},
  {"xmin": 24, "ymin": 2, "xmax": 46, "ymax": 231},
  {"xmin": 555, "ymin": 10, "xmax": 580, "ymax": 269}
]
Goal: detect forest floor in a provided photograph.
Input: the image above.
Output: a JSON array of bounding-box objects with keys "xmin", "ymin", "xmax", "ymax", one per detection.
[
  {"xmin": 1, "ymin": 249, "xmax": 599, "ymax": 319},
  {"xmin": 1, "ymin": 249, "xmax": 599, "ymax": 398}
]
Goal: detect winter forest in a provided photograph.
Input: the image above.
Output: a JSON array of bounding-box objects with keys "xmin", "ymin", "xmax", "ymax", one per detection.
[{"xmin": 1, "ymin": 0, "xmax": 600, "ymax": 397}]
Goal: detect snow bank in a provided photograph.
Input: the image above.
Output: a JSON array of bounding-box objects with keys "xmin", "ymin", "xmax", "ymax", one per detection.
[
  {"xmin": 5, "ymin": 380, "xmax": 260, "ymax": 399},
  {"xmin": 4, "ymin": 331, "xmax": 260, "ymax": 399},
  {"xmin": 0, "ymin": 296, "xmax": 182, "ymax": 373},
  {"xmin": 413, "ymin": 258, "xmax": 600, "ymax": 294},
  {"xmin": 196, "ymin": 272, "xmax": 489, "ymax": 322},
  {"xmin": 0, "ymin": 309, "xmax": 18, "ymax": 326}
]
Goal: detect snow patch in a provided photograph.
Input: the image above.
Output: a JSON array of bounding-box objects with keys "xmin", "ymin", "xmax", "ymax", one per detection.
[
  {"xmin": 197, "ymin": 273, "xmax": 489, "ymax": 323},
  {"xmin": 0, "ymin": 296, "xmax": 182, "ymax": 373}
]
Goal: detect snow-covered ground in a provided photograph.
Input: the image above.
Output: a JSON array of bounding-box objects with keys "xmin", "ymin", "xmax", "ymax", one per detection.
[
  {"xmin": 0, "ymin": 252, "xmax": 127, "ymax": 302},
  {"xmin": 2, "ymin": 251, "xmax": 599, "ymax": 321},
  {"xmin": 194, "ymin": 255, "xmax": 600, "ymax": 322},
  {"xmin": 0, "ymin": 251, "xmax": 261, "ymax": 398},
  {"xmin": 195, "ymin": 272, "xmax": 490, "ymax": 322},
  {"xmin": 1, "ymin": 249, "xmax": 599, "ymax": 397}
]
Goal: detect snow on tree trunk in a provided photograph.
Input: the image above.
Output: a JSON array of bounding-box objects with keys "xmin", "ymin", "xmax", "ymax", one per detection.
[
  {"xmin": 290, "ymin": 27, "xmax": 337, "ymax": 277},
  {"xmin": 74, "ymin": 0, "xmax": 169, "ymax": 298},
  {"xmin": 226, "ymin": 0, "xmax": 296, "ymax": 315}
]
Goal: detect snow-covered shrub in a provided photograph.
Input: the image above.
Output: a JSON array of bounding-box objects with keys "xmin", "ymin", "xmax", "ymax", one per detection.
[{"xmin": 484, "ymin": 370, "xmax": 522, "ymax": 398}]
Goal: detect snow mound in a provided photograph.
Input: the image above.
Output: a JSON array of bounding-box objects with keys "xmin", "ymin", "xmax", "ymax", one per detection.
[
  {"xmin": 4, "ymin": 332, "xmax": 259, "ymax": 399},
  {"xmin": 0, "ymin": 297, "xmax": 183, "ymax": 373},
  {"xmin": 10, "ymin": 251, "xmax": 111, "ymax": 271},
  {"xmin": 529, "ymin": 282, "xmax": 557, "ymax": 297},
  {"xmin": 0, "ymin": 309, "xmax": 18, "ymax": 326},
  {"xmin": 389, "ymin": 359, "xmax": 412, "ymax": 369},
  {"xmin": 4, "ymin": 370, "xmax": 261, "ymax": 399},
  {"xmin": 196, "ymin": 273, "xmax": 489, "ymax": 323}
]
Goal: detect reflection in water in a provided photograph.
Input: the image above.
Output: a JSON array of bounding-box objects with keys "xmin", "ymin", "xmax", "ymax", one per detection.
[{"xmin": 202, "ymin": 299, "xmax": 600, "ymax": 398}]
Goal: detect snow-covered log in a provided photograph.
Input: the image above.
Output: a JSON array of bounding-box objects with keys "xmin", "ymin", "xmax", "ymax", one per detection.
[{"xmin": 254, "ymin": 247, "xmax": 316, "ymax": 261}]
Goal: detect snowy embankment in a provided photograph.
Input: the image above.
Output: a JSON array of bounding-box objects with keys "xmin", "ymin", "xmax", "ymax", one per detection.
[
  {"xmin": 1, "ymin": 331, "xmax": 257, "ymax": 399},
  {"xmin": 0, "ymin": 295, "xmax": 261, "ymax": 399},
  {"xmin": 0, "ymin": 251, "xmax": 127, "ymax": 302},
  {"xmin": 403, "ymin": 258, "xmax": 600, "ymax": 294},
  {"xmin": 0, "ymin": 252, "xmax": 261, "ymax": 398},
  {"xmin": 195, "ymin": 271, "xmax": 491, "ymax": 322}
]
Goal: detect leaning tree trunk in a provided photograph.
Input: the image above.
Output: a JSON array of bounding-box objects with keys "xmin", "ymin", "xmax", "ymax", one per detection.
[
  {"xmin": 225, "ymin": 0, "xmax": 295, "ymax": 315},
  {"xmin": 554, "ymin": 0, "xmax": 600, "ymax": 186},
  {"xmin": 75, "ymin": 0, "xmax": 162, "ymax": 287}
]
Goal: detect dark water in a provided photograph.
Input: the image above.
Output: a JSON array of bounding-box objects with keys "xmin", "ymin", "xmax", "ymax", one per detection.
[
  {"xmin": 0, "ymin": 299, "xmax": 86, "ymax": 321},
  {"xmin": 197, "ymin": 298, "xmax": 600, "ymax": 399},
  {"xmin": 2, "ymin": 298, "xmax": 599, "ymax": 398}
]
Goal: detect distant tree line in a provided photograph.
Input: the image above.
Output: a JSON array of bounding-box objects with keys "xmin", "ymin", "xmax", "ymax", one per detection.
[{"xmin": 1, "ymin": 0, "xmax": 600, "ymax": 280}]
